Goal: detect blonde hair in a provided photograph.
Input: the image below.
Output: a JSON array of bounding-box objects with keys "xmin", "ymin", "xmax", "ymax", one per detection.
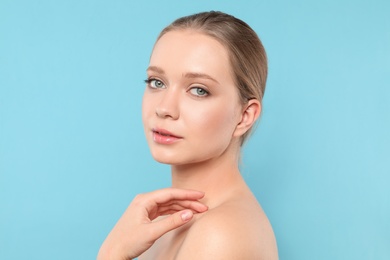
[{"xmin": 158, "ymin": 11, "xmax": 268, "ymax": 144}]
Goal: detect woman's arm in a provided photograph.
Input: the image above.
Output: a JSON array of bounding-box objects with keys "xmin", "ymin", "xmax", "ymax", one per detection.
[{"xmin": 97, "ymin": 188, "xmax": 208, "ymax": 260}]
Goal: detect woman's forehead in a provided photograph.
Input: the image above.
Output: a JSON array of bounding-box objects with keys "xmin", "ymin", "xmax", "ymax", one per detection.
[{"xmin": 149, "ymin": 30, "xmax": 233, "ymax": 81}]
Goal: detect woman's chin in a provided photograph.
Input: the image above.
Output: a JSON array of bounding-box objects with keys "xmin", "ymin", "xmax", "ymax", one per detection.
[
  {"xmin": 151, "ymin": 153, "xmax": 181, "ymax": 165},
  {"xmin": 151, "ymin": 152, "xmax": 199, "ymax": 166}
]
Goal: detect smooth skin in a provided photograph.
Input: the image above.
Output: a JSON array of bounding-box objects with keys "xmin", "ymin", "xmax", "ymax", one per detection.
[
  {"xmin": 97, "ymin": 189, "xmax": 208, "ymax": 260},
  {"xmin": 98, "ymin": 30, "xmax": 278, "ymax": 260}
]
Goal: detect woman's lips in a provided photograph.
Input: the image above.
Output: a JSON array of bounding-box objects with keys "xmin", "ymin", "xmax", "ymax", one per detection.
[{"xmin": 152, "ymin": 128, "xmax": 182, "ymax": 144}]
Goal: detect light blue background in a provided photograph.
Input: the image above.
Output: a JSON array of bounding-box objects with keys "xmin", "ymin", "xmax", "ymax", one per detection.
[{"xmin": 1, "ymin": 0, "xmax": 389, "ymax": 259}]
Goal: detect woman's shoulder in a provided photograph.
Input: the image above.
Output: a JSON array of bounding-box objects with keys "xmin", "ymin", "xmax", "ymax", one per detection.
[{"xmin": 175, "ymin": 192, "xmax": 278, "ymax": 259}]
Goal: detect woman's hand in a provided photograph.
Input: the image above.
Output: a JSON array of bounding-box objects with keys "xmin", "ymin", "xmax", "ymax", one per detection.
[{"xmin": 97, "ymin": 188, "xmax": 208, "ymax": 260}]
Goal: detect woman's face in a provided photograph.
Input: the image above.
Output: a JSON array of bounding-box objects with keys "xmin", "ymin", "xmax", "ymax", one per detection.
[{"xmin": 142, "ymin": 30, "xmax": 243, "ymax": 165}]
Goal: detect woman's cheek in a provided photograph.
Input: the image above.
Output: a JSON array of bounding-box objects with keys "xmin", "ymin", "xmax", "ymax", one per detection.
[{"xmin": 189, "ymin": 104, "xmax": 232, "ymax": 138}]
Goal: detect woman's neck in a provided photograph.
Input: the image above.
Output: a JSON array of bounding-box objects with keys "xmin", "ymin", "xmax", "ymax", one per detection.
[{"xmin": 170, "ymin": 147, "xmax": 246, "ymax": 209}]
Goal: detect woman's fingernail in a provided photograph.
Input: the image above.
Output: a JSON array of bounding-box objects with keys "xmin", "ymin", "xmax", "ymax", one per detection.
[{"xmin": 181, "ymin": 211, "xmax": 193, "ymax": 221}]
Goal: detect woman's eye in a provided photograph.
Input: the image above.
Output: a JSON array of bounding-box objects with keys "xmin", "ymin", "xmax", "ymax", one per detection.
[
  {"xmin": 146, "ymin": 79, "xmax": 165, "ymax": 89},
  {"xmin": 189, "ymin": 87, "xmax": 209, "ymax": 97}
]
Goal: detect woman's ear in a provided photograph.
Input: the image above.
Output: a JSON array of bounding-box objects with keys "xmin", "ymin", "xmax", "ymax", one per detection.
[{"xmin": 233, "ymin": 99, "xmax": 261, "ymax": 137}]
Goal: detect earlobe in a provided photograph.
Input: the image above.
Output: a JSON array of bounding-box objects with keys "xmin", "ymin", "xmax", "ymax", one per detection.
[{"xmin": 233, "ymin": 99, "xmax": 261, "ymax": 137}]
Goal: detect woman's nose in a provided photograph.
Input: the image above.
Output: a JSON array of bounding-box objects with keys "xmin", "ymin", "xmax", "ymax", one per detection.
[{"xmin": 155, "ymin": 90, "xmax": 180, "ymax": 120}]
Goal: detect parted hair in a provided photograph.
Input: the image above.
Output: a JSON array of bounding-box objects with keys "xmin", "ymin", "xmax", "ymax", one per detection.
[{"xmin": 158, "ymin": 11, "xmax": 268, "ymax": 144}]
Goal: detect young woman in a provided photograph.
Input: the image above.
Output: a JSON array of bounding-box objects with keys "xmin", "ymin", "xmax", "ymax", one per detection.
[{"xmin": 98, "ymin": 11, "xmax": 278, "ymax": 260}]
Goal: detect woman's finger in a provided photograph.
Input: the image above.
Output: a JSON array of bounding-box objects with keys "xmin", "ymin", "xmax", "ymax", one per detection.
[
  {"xmin": 148, "ymin": 201, "xmax": 207, "ymax": 221},
  {"xmin": 147, "ymin": 209, "xmax": 196, "ymax": 240},
  {"xmin": 134, "ymin": 188, "xmax": 206, "ymax": 215}
]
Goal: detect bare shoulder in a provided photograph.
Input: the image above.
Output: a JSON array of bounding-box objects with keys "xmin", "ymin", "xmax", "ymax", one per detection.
[{"xmin": 175, "ymin": 192, "xmax": 278, "ymax": 260}]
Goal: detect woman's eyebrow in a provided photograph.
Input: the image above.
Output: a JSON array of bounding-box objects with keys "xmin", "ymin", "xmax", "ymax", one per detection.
[
  {"xmin": 146, "ymin": 66, "xmax": 165, "ymax": 74},
  {"xmin": 184, "ymin": 72, "xmax": 219, "ymax": 84},
  {"xmin": 147, "ymin": 66, "xmax": 219, "ymax": 84}
]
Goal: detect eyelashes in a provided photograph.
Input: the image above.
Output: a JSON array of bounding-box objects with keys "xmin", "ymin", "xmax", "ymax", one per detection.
[
  {"xmin": 189, "ymin": 87, "xmax": 209, "ymax": 97},
  {"xmin": 144, "ymin": 78, "xmax": 210, "ymax": 98},
  {"xmin": 144, "ymin": 78, "xmax": 165, "ymax": 89}
]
